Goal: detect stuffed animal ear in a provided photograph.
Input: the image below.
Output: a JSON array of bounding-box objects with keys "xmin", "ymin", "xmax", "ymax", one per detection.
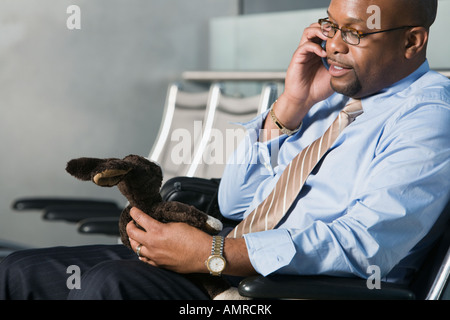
[
  {"xmin": 66, "ymin": 158, "xmax": 106, "ymax": 181},
  {"xmin": 93, "ymin": 168, "xmax": 132, "ymax": 187},
  {"xmin": 66, "ymin": 157, "xmax": 132, "ymax": 187}
]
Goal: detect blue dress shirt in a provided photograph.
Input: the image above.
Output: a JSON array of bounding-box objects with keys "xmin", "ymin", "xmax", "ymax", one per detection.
[{"xmin": 218, "ymin": 61, "xmax": 450, "ymax": 284}]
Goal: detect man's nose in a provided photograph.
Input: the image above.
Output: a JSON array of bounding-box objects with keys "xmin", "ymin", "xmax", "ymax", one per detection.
[{"xmin": 328, "ymin": 30, "xmax": 350, "ymax": 55}]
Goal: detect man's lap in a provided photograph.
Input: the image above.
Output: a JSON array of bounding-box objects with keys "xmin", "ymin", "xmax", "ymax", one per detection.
[{"xmin": 0, "ymin": 244, "xmax": 210, "ymax": 300}]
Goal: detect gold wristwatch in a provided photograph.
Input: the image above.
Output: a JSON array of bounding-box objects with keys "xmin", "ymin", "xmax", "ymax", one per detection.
[{"xmin": 205, "ymin": 236, "xmax": 226, "ymax": 276}]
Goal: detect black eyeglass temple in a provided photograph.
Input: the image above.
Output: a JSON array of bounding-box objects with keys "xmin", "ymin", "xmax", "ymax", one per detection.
[{"xmin": 361, "ymin": 25, "xmax": 419, "ymax": 37}]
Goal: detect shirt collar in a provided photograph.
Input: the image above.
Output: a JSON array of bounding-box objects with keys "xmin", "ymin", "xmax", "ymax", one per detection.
[{"xmin": 360, "ymin": 60, "xmax": 430, "ymax": 116}]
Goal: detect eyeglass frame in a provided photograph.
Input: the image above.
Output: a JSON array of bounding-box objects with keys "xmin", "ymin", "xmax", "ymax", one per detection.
[{"xmin": 318, "ymin": 18, "xmax": 420, "ymax": 46}]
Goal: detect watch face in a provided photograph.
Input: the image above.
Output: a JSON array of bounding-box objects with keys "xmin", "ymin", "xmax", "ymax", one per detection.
[{"xmin": 209, "ymin": 256, "xmax": 225, "ymax": 272}]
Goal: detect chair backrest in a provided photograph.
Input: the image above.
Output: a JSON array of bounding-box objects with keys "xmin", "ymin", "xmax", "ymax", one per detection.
[
  {"xmin": 186, "ymin": 82, "xmax": 278, "ymax": 179},
  {"xmin": 148, "ymin": 83, "xmax": 210, "ymax": 183}
]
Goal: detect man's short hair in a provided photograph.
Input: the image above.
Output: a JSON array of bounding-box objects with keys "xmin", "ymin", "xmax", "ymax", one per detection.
[{"xmin": 412, "ymin": 0, "xmax": 438, "ymax": 29}]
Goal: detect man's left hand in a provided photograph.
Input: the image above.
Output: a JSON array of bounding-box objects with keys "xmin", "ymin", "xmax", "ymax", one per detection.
[{"xmin": 126, "ymin": 207, "xmax": 211, "ymax": 274}]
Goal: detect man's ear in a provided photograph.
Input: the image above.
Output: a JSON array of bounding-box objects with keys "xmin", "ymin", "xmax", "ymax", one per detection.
[
  {"xmin": 404, "ymin": 27, "xmax": 428, "ymax": 59},
  {"xmin": 66, "ymin": 158, "xmax": 105, "ymax": 181}
]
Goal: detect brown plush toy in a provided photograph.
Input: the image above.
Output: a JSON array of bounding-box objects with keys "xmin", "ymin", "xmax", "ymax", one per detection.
[{"xmin": 66, "ymin": 154, "xmax": 243, "ymax": 300}]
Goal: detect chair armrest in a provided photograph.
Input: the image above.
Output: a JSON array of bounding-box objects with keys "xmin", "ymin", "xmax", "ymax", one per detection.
[
  {"xmin": 12, "ymin": 197, "xmax": 120, "ymax": 211},
  {"xmin": 77, "ymin": 217, "xmax": 120, "ymax": 236},
  {"xmin": 42, "ymin": 205, "xmax": 122, "ymax": 223},
  {"xmin": 238, "ymin": 275, "xmax": 415, "ymax": 300}
]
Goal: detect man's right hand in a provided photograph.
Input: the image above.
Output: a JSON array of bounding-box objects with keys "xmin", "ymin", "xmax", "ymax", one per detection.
[{"xmin": 263, "ymin": 23, "xmax": 334, "ymax": 139}]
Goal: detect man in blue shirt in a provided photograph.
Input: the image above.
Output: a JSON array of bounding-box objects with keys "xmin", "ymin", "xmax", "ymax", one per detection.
[
  {"xmin": 218, "ymin": 1, "xmax": 450, "ymax": 282},
  {"xmin": 1, "ymin": 0, "xmax": 449, "ymax": 299},
  {"xmin": 127, "ymin": 0, "xmax": 449, "ymax": 285}
]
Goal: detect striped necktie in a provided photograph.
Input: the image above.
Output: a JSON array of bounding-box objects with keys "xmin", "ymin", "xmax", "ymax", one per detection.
[{"xmin": 228, "ymin": 99, "xmax": 363, "ymax": 239}]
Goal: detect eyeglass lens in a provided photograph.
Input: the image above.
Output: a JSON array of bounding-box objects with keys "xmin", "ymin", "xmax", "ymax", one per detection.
[{"xmin": 320, "ymin": 20, "xmax": 360, "ymax": 45}]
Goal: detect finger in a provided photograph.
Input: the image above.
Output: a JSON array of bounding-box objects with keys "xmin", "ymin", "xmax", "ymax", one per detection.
[
  {"xmin": 129, "ymin": 207, "xmax": 162, "ymax": 232},
  {"xmin": 129, "ymin": 237, "xmax": 142, "ymax": 254},
  {"xmin": 128, "ymin": 240, "xmax": 157, "ymax": 267},
  {"xmin": 139, "ymin": 256, "xmax": 157, "ymax": 267},
  {"xmin": 128, "ymin": 237, "xmax": 140, "ymax": 252},
  {"xmin": 126, "ymin": 218, "xmax": 147, "ymax": 243},
  {"xmin": 305, "ymin": 41, "xmax": 328, "ymax": 58},
  {"xmin": 300, "ymin": 24, "xmax": 328, "ymax": 45},
  {"xmin": 129, "ymin": 237, "xmax": 149, "ymax": 259},
  {"xmin": 292, "ymin": 41, "xmax": 327, "ymax": 65}
]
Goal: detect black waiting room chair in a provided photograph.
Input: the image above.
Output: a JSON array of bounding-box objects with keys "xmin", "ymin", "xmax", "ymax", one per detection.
[{"xmin": 11, "ymin": 181, "xmax": 450, "ymax": 300}]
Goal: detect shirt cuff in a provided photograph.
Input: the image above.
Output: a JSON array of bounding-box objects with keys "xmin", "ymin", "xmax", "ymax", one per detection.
[{"xmin": 244, "ymin": 229, "xmax": 296, "ymax": 276}]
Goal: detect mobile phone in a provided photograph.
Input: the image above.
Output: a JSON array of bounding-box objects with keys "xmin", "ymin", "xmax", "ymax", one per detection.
[{"xmin": 321, "ymin": 40, "xmax": 330, "ymax": 70}]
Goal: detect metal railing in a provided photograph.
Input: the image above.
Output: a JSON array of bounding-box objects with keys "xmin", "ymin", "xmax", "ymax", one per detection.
[{"xmin": 183, "ymin": 70, "xmax": 450, "ymax": 82}]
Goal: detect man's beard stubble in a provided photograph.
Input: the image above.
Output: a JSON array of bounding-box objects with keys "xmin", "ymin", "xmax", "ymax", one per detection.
[{"xmin": 330, "ymin": 69, "xmax": 363, "ymax": 98}]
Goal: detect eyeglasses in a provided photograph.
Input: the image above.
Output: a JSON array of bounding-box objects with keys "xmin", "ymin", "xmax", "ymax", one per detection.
[{"xmin": 318, "ymin": 18, "xmax": 419, "ymax": 46}]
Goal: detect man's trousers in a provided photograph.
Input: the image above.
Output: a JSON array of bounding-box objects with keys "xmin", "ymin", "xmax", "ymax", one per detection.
[{"xmin": 0, "ymin": 244, "xmax": 211, "ymax": 300}]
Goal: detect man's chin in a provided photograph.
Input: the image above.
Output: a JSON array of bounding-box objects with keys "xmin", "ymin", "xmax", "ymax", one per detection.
[{"xmin": 330, "ymin": 77, "xmax": 362, "ymax": 98}]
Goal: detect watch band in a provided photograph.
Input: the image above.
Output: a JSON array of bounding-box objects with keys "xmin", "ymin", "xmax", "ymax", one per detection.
[
  {"xmin": 269, "ymin": 101, "xmax": 302, "ymax": 136},
  {"xmin": 211, "ymin": 235, "xmax": 224, "ymax": 257}
]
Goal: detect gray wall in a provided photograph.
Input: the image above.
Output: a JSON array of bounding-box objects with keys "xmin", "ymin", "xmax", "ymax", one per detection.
[
  {"xmin": 241, "ymin": 0, "xmax": 331, "ymax": 14},
  {"xmin": 0, "ymin": 0, "xmax": 237, "ymax": 248}
]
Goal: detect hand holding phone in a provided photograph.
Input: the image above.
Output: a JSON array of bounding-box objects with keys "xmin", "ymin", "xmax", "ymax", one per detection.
[{"xmin": 275, "ymin": 27, "xmax": 333, "ymax": 122}]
